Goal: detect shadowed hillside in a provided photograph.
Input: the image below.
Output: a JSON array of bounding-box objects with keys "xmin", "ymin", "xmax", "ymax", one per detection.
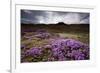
[{"xmin": 21, "ymin": 23, "xmax": 89, "ymax": 34}]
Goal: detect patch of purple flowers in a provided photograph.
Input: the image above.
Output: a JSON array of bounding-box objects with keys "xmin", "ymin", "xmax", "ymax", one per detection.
[
  {"xmin": 21, "ymin": 37, "xmax": 89, "ymax": 62},
  {"xmin": 50, "ymin": 39, "xmax": 89, "ymax": 60},
  {"xmin": 33, "ymin": 29, "xmax": 51, "ymax": 39},
  {"xmin": 21, "ymin": 30, "xmax": 89, "ymax": 61},
  {"xmin": 24, "ymin": 47, "xmax": 42, "ymax": 57},
  {"xmin": 34, "ymin": 32, "xmax": 51, "ymax": 39}
]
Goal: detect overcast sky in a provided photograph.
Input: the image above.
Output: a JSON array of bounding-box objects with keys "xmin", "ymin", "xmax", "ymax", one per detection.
[{"xmin": 21, "ymin": 10, "xmax": 89, "ymax": 24}]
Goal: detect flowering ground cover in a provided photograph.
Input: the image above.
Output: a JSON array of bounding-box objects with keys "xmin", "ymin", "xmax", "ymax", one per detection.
[{"xmin": 21, "ymin": 24, "xmax": 89, "ymax": 62}]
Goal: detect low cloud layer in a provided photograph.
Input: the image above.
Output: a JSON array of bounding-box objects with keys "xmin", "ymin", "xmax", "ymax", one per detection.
[{"xmin": 21, "ymin": 10, "xmax": 89, "ymax": 24}]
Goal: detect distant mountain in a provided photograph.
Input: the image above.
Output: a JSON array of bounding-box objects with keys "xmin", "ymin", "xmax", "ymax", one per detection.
[{"xmin": 21, "ymin": 21, "xmax": 89, "ymax": 25}]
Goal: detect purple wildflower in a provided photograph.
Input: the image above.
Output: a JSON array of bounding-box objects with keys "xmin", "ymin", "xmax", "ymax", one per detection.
[
  {"xmin": 34, "ymin": 32, "xmax": 51, "ymax": 39},
  {"xmin": 24, "ymin": 47, "xmax": 42, "ymax": 57},
  {"xmin": 71, "ymin": 50, "xmax": 85, "ymax": 60},
  {"xmin": 50, "ymin": 38, "xmax": 89, "ymax": 60}
]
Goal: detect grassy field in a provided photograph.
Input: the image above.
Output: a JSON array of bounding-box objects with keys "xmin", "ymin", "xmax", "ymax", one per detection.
[{"xmin": 21, "ymin": 23, "xmax": 89, "ymax": 44}]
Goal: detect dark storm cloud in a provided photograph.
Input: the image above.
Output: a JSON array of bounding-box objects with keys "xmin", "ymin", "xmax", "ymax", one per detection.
[
  {"xmin": 21, "ymin": 10, "xmax": 47, "ymax": 24},
  {"xmin": 21, "ymin": 10, "xmax": 89, "ymax": 24}
]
